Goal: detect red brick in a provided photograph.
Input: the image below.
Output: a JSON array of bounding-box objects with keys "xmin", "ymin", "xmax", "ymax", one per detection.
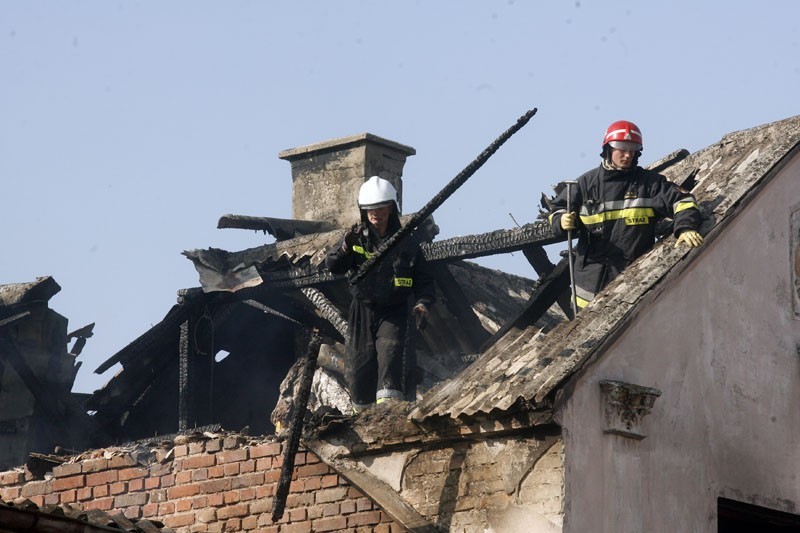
[
  {"xmin": 217, "ymin": 449, "xmax": 248, "ymax": 464},
  {"xmin": 249, "ymin": 497, "xmax": 272, "ymax": 515},
  {"xmin": 184, "ymin": 455, "xmax": 215, "ymax": 469},
  {"xmin": 191, "ymin": 469, "xmax": 209, "ymax": 482},
  {"xmin": 76, "ymin": 487, "xmax": 92, "ymax": 501},
  {"xmin": 21, "ymin": 480, "xmax": 51, "ymax": 498},
  {"xmin": 176, "ymin": 498, "xmax": 192, "ymax": 512},
  {"xmin": 197, "ymin": 507, "xmax": 216, "ymax": 523},
  {"xmin": 60, "ymin": 489, "xmax": 77, "ymax": 504},
  {"xmin": 176, "ymin": 471, "xmax": 192, "ymax": 484},
  {"xmin": 144, "ymin": 477, "xmax": 160, "ymax": 490},
  {"xmin": 191, "ymin": 495, "xmax": 208, "ymax": 509},
  {"xmin": 44, "ymin": 493, "xmax": 59, "ymax": 506},
  {"xmin": 250, "ymin": 442, "xmax": 281, "ymax": 459},
  {"xmin": 217, "ymin": 503, "xmax": 248, "ymax": 519},
  {"xmin": 53, "ymin": 475, "xmax": 85, "ymax": 491},
  {"xmin": 115, "ymin": 492, "xmax": 147, "ymax": 508},
  {"xmin": 239, "ymin": 487, "xmax": 256, "ymax": 501},
  {"xmin": 225, "ymin": 518, "xmax": 243, "ymax": 530},
  {"xmin": 164, "ymin": 513, "xmax": 195, "ymax": 528},
  {"xmin": 208, "ymin": 465, "xmax": 225, "ymax": 478},
  {"xmin": 313, "ymin": 516, "xmax": 347, "ymax": 532},
  {"xmin": 223, "ymin": 436, "xmax": 244, "ymax": 449},
  {"xmin": 305, "ymin": 453, "xmax": 320, "ymax": 464},
  {"xmin": 231, "ymin": 472, "xmax": 264, "ymax": 489},
  {"xmin": 256, "ymin": 484, "xmax": 274, "ymax": 498},
  {"xmin": 289, "ymin": 508, "xmax": 308, "ymax": 522},
  {"xmin": 320, "ymin": 474, "xmax": 338, "ymax": 488},
  {"xmin": 128, "ymin": 478, "xmax": 144, "ymax": 492},
  {"xmin": 93, "ymin": 485, "xmax": 109, "ymax": 498},
  {"xmin": 315, "ymin": 487, "xmax": 348, "ymax": 504},
  {"xmin": 160, "ymin": 474, "xmax": 175, "ymax": 487},
  {"xmin": 109, "ymin": 482, "xmax": 127, "ymax": 495},
  {"xmin": 223, "ymin": 463, "xmax": 240, "ymax": 476},
  {"xmin": 281, "ymin": 522, "xmax": 311, "ymax": 533},
  {"xmin": 173, "ymin": 445, "xmax": 189, "ymax": 458},
  {"xmin": 123, "ymin": 506, "xmax": 142, "ymax": 519},
  {"xmin": 142, "ymin": 503, "xmax": 159, "ymax": 517},
  {"xmin": 119, "ymin": 467, "xmax": 147, "ymax": 481},
  {"xmin": 0, "ymin": 471, "xmax": 23, "ymax": 485},
  {"xmin": 81, "ymin": 458, "xmax": 109, "ymax": 473},
  {"xmin": 301, "ymin": 476, "xmax": 321, "ymax": 491},
  {"xmin": 323, "ymin": 502, "xmax": 340, "ymax": 516},
  {"xmin": 188, "ymin": 441, "xmax": 205, "ymax": 455},
  {"xmin": 205, "ymin": 438, "xmax": 222, "ymax": 453},
  {"xmin": 348, "ymin": 511, "xmax": 383, "ymax": 527},
  {"xmin": 255, "ymin": 458, "xmax": 271, "ymax": 471},
  {"xmin": 167, "ymin": 484, "xmax": 200, "ymax": 499},
  {"xmin": 296, "ymin": 463, "xmax": 331, "ymax": 478},
  {"xmin": 208, "ymin": 493, "xmax": 224, "ymax": 507},
  {"xmin": 86, "ymin": 470, "xmax": 117, "ymax": 487},
  {"xmin": 158, "ymin": 502, "xmax": 175, "ymax": 515},
  {"xmin": 84, "ymin": 497, "xmax": 114, "ymax": 511},
  {"xmin": 356, "ymin": 497, "xmax": 373, "ymax": 512},
  {"xmin": 52, "ymin": 463, "xmax": 82, "ymax": 478},
  {"xmin": 242, "ymin": 515, "xmax": 259, "ymax": 530},
  {"xmin": 199, "ymin": 479, "xmax": 232, "ymax": 493},
  {"xmin": 224, "ymin": 491, "xmax": 241, "ymax": 504}
]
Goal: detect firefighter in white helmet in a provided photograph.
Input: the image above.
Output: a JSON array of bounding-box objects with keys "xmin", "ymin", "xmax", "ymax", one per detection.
[
  {"xmin": 326, "ymin": 176, "xmax": 435, "ymax": 412},
  {"xmin": 549, "ymin": 120, "xmax": 704, "ymax": 309}
]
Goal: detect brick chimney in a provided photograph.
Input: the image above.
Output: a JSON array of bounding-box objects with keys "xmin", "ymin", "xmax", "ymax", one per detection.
[{"xmin": 279, "ymin": 133, "xmax": 416, "ymax": 228}]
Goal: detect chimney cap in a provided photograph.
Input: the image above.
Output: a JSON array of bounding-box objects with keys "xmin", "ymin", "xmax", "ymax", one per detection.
[{"xmin": 278, "ymin": 132, "xmax": 416, "ymax": 161}]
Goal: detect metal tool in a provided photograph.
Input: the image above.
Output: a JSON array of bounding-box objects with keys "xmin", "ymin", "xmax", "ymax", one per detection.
[{"xmin": 564, "ymin": 180, "xmax": 579, "ymax": 319}]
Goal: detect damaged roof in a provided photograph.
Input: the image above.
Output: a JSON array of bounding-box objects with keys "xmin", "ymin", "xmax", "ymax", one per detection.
[{"xmin": 410, "ymin": 115, "xmax": 800, "ymax": 422}]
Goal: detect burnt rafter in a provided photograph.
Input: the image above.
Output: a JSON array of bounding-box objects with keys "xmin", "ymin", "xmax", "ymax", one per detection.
[
  {"xmin": 258, "ymin": 220, "xmax": 561, "ymax": 290},
  {"xmin": 217, "ymin": 215, "xmax": 336, "ymax": 241}
]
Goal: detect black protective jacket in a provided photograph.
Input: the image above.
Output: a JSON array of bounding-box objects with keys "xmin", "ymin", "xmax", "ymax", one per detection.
[
  {"xmin": 549, "ymin": 164, "xmax": 701, "ymax": 304},
  {"xmin": 325, "ymin": 215, "xmax": 435, "ymax": 310}
]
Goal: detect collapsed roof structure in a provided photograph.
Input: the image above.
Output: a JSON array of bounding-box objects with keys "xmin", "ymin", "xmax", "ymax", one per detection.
[{"xmin": 3, "ymin": 113, "xmax": 800, "ymax": 531}]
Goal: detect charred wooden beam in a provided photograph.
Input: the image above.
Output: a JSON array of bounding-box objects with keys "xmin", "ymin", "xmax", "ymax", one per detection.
[
  {"xmin": 521, "ymin": 245, "xmax": 573, "ymax": 319},
  {"xmin": 350, "ymin": 108, "xmax": 538, "ymax": 284},
  {"xmin": 218, "ymin": 215, "xmax": 336, "ymax": 240},
  {"xmin": 479, "ymin": 257, "xmax": 571, "ymax": 353},
  {"xmin": 300, "ymin": 288, "xmax": 349, "ymax": 340},
  {"xmin": 272, "ymin": 329, "xmax": 322, "ymax": 522},
  {"xmin": 257, "ymin": 221, "xmax": 560, "ymax": 290}
]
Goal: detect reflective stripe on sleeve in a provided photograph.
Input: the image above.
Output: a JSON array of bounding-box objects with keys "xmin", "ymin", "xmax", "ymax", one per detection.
[
  {"xmin": 352, "ymin": 245, "xmax": 373, "ymax": 258},
  {"xmin": 580, "ymin": 207, "xmax": 656, "ymax": 226},
  {"xmin": 394, "ymin": 277, "xmax": 413, "ymax": 287},
  {"xmin": 673, "ymin": 200, "xmax": 699, "ymax": 214}
]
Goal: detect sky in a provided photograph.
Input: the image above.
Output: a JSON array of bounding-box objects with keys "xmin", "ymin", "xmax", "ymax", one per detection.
[{"xmin": 2, "ymin": 1, "xmax": 798, "ymax": 394}]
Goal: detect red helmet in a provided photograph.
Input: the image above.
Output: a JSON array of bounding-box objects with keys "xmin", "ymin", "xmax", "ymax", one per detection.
[{"xmin": 603, "ymin": 120, "xmax": 643, "ymax": 150}]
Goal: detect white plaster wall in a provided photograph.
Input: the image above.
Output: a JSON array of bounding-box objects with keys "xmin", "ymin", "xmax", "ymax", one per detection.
[{"xmin": 559, "ymin": 154, "xmax": 800, "ymax": 532}]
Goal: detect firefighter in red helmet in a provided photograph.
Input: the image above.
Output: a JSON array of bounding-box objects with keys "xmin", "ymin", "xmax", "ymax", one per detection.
[{"xmin": 548, "ymin": 120, "xmax": 704, "ymax": 310}]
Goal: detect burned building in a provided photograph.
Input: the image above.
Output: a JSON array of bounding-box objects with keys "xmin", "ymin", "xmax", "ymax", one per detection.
[
  {"xmin": 0, "ymin": 277, "xmax": 97, "ymax": 470},
  {"xmin": 2, "ymin": 115, "xmax": 800, "ymax": 532}
]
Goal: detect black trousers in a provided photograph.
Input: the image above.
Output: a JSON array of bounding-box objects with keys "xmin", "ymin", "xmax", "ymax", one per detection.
[{"xmin": 346, "ymin": 300, "xmax": 407, "ymax": 407}]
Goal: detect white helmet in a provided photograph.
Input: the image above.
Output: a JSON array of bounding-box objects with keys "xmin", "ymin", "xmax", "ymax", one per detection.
[{"xmin": 358, "ymin": 176, "xmax": 397, "ymax": 210}]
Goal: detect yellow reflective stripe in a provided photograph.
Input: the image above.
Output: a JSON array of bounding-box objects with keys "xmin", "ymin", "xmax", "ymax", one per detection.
[
  {"xmin": 576, "ymin": 295, "xmax": 591, "ymax": 308},
  {"xmin": 580, "ymin": 207, "xmax": 655, "ymax": 225},
  {"xmin": 352, "ymin": 245, "xmax": 373, "ymax": 259},
  {"xmin": 673, "ymin": 201, "xmax": 699, "ymax": 214},
  {"xmin": 394, "ymin": 277, "xmax": 413, "ymax": 287}
]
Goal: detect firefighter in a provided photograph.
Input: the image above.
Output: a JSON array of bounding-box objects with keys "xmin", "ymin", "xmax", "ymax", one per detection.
[
  {"xmin": 549, "ymin": 120, "xmax": 704, "ymax": 309},
  {"xmin": 326, "ymin": 176, "xmax": 435, "ymax": 412}
]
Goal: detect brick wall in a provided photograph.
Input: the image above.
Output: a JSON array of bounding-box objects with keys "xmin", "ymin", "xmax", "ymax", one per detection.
[{"xmin": 0, "ymin": 434, "xmax": 405, "ymax": 533}]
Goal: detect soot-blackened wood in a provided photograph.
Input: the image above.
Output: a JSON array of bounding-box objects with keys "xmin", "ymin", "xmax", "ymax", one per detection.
[
  {"xmin": 349, "ymin": 108, "xmax": 538, "ymax": 284},
  {"xmin": 271, "ymin": 329, "xmax": 322, "ymax": 522},
  {"xmin": 479, "ymin": 257, "xmax": 571, "ymax": 353},
  {"xmin": 430, "ymin": 263, "xmax": 490, "ymax": 350},
  {"xmin": 522, "ymin": 245, "xmax": 573, "ymax": 319}
]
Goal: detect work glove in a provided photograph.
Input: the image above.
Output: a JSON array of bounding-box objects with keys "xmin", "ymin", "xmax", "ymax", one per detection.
[
  {"xmin": 413, "ymin": 303, "xmax": 429, "ymax": 331},
  {"xmin": 674, "ymin": 229, "xmax": 704, "ymax": 248},
  {"xmin": 560, "ymin": 212, "xmax": 577, "ymax": 231},
  {"xmin": 343, "ymin": 223, "xmax": 362, "ymax": 251}
]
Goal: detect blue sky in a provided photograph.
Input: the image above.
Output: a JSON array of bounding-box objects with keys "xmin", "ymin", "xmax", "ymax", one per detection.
[{"xmin": 2, "ymin": 1, "xmax": 798, "ymax": 393}]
